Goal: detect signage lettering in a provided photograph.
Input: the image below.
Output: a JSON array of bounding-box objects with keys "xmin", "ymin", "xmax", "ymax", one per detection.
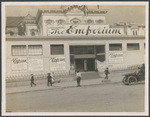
[
  {"xmin": 47, "ymin": 25, "xmax": 124, "ymax": 36},
  {"xmin": 50, "ymin": 57, "xmax": 65, "ymax": 63},
  {"xmin": 12, "ymin": 58, "xmax": 27, "ymax": 64}
]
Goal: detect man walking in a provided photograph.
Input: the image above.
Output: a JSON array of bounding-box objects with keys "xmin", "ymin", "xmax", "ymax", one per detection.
[
  {"xmin": 104, "ymin": 67, "xmax": 110, "ymax": 79},
  {"xmin": 76, "ymin": 71, "xmax": 81, "ymax": 87},
  {"xmin": 47, "ymin": 73, "xmax": 52, "ymax": 86},
  {"xmin": 30, "ymin": 74, "xmax": 36, "ymax": 87}
]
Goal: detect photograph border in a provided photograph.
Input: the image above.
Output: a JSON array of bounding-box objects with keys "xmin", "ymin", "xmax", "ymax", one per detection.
[{"xmin": 1, "ymin": 1, "xmax": 149, "ymax": 116}]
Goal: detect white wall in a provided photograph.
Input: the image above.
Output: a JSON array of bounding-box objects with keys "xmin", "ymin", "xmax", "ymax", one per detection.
[{"xmin": 6, "ymin": 37, "xmax": 145, "ymax": 77}]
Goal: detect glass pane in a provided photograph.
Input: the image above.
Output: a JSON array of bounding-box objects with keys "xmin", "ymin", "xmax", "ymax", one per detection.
[
  {"xmin": 127, "ymin": 43, "xmax": 139, "ymax": 50},
  {"xmin": 12, "ymin": 45, "xmax": 26, "ymax": 56},
  {"xmin": 109, "ymin": 44, "xmax": 122, "ymax": 51},
  {"xmin": 73, "ymin": 46, "xmax": 94, "ymax": 55},
  {"xmin": 51, "ymin": 45, "xmax": 64, "ymax": 55},
  {"xmin": 28, "ymin": 45, "xmax": 42, "ymax": 55},
  {"xmin": 96, "ymin": 55, "xmax": 105, "ymax": 62},
  {"xmin": 96, "ymin": 45, "xmax": 105, "ymax": 53}
]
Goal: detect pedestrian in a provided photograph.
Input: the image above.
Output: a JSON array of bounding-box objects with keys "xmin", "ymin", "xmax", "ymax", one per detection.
[
  {"xmin": 104, "ymin": 67, "xmax": 110, "ymax": 79},
  {"xmin": 30, "ymin": 74, "xmax": 36, "ymax": 87},
  {"xmin": 47, "ymin": 73, "xmax": 52, "ymax": 86},
  {"xmin": 76, "ymin": 71, "xmax": 81, "ymax": 87}
]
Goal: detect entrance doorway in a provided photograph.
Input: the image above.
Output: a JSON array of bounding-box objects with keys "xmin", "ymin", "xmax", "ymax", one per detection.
[
  {"xmin": 75, "ymin": 59, "xmax": 84, "ymax": 71},
  {"xmin": 75, "ymin": 58, "xmax": 95, "ymax": 72},
  {"xmin": 70, "ymin": 45, "xmax": 105, "ymax": 73},
  {"xmin": 87, "ymin": 58, "xmax": 95, "ymax": 71}
]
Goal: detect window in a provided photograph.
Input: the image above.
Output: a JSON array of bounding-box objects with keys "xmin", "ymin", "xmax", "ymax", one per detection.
[
  {"xmin": 109, "ymin": 44, "xmax": 122, "ymax": 51},
  {"xmin": 12, "ymin": 45, "xmax": 27, "ymax": 56},
  {"xmin": 96, "ymin": 54, "xmax": 105, "ymax": 62},
  {"xmin": 73, "ymin": 46, "xmax": 94, "ymax": 55},
  {"xmin": 28, "ymin": 45, "xmax": 43, "ymax": 55},
  {"xmin": 96, "ymin": 45, "xmax": 105, "ymax": 62},
  {"xmin": 133, "ymin": 30, "xmax": 138, "ymax": 35},
  {"xmin": 51, "ymin": 45, "xmax": 64, "ymax": 55},
  {"xmin": 96, "ymin": 45, "xmax": 105, "ymax": 53},
  {"xmin": 127, "ymin": 43, "xmax": 139, "ymax": 50}
]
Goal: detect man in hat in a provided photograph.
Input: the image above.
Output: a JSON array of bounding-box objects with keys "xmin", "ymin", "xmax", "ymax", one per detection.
[
  {"xmin": 30, "ymin": 74, "xmax": 36, "ymax": 87},
  {"xmin": 76, "ymin": 71, "xmax": 82, "ymax": 87},
  {"xmin": 104, "ymin": 67, "xmax": 110, "ymax": 79},
  {"xmin": 47, "ymin": 73, "xmax": 53, "ymax": 86}
]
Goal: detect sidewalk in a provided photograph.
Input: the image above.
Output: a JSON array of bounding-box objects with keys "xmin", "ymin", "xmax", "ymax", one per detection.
[
  {"xmin": 6, "ymin": 75, "xmax": 122, "ymax": 94},
  {"xmin": 6, "ymin": 69, "xmax": 139, "ymax": 94}
]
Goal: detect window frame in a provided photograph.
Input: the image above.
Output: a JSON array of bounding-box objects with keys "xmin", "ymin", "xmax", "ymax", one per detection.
[
  {"xmin": 96, "ymin": 45, "xmax": 106, "ymax": 62},
  {"xmin": 109, "ymin": 43, "xmax": 122, "ymax": 51},
  {"xmin": 28, "ymin": 45, "xmax": 43, "ymax": 56},
  {"xmin": 127, "ymin": 43, "xmax": 140, "ymax": 51},
  {"xmin": 11, "ymin": 45, "xmax": 27, "ymax": 56},
  {"xmin": 50, "ymin": 44, "xmax": 64, "ymax": 55}
]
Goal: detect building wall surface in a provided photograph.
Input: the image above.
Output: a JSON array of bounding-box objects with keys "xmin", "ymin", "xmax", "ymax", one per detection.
[{"xmin": 6, "ymin": 36, "xmax": 145, "ymax": 77}]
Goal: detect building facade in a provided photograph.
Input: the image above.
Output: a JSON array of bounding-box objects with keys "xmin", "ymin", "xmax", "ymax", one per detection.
[{"xmin": 6, "ymin": 5, "xmax": 145, "ymax": 77}]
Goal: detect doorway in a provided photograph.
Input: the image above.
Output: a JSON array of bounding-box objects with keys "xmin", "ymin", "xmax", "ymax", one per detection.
[
  {"xmin": 75, "ymin": 58, "xmax": 95, "ymax": 72},
  {"xmin": 87, "ymin": 58, "xmax": 95, "ymax": 71},
  {"xmin": 75, "ymin": 59, "xmax": 84, "ymax": 71}
]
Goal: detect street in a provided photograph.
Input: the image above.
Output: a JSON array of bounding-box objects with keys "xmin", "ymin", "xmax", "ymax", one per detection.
[{"xmin": 6, "ymin": 83, "xmax": 145, "ymax": 112}]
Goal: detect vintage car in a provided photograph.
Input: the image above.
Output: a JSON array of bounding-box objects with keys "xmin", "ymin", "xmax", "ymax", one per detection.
[{"xmin": 122, "ymin": 64, "xmax": 145, "ymax": 85}]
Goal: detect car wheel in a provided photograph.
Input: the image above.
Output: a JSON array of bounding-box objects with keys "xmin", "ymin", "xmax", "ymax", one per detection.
[
  {"xmin": 122, "ymin": 77, "xmax": 128, "ymax": 85},
  {"xmin": 127, "ymin": 76, "xmax": 137, "ymax": 85}
]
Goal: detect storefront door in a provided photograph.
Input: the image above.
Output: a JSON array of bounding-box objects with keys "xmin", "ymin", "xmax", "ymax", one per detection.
[
  {"xmin": 75, "ymin": 58, "xmax": 95, "ymax": 71},
  {"xmin": 87, "ymin": 58, "xmax": 95, "ymax": 71},
  {"xmin": 75, "ymin": 59, "xmax": 84, "ymax": 71}
]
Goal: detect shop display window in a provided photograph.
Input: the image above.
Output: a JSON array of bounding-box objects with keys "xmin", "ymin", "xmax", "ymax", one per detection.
[
  {"xmin": 51, "ymin": 44, "xmax": 64, "ymax": 55},
  {"xmin": 109, "ymin": 44, "xmax": 122, "ymax": 51},
  {"xmin": 12, "ymin": 45, "xmax": 27, "ymax": 56},
  {"xmin": 127, "ymin": 43, "xmax": 139, "ymax": 50},
  {"xmin": 96, "ymin": 45, "xmax": 105, "ymax": 62},
  {"xmin": 28, "ymin": 45, "xmax": 43, "ymax": 55},
  {"xmin": 96, "ymin": 54, "xmax": 105, "ymax": 62},
  {"xmin": 71, "ymin": 46, "xmax": 94, "ymax": 55}
]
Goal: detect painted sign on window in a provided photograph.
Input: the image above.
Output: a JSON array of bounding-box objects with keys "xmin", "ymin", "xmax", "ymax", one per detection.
[
  {"xmin": 109, "ymin": 52, "xmax": 123, "ymax": 63},
  {"xmin": 28, "ymin": 58, "xmax": 43, "ymax": 71},
  {"xmin": 11, "ymin": 58, "xmax": 27, "ymax": 71},
  {"xmin": 50, "ymin": 57, "xmax": 66, "ymax": 71}
]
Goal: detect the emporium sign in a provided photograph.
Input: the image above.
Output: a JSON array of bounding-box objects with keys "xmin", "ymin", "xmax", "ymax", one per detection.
[{"xmin": 47, "ymin": 25, "xmax": 124, "ymax": 36}]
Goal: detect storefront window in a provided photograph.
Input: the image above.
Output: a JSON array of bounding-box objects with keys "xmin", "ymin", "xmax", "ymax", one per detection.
[
  {"xmin": 51, "ymin": 44, "xmax": 64, "ymax": 55},
  {"xmin": 12, "ymin": 45, "xmax": 26, "ymax": 56},
  {"xmin": 96, "ymin": 45, "xmax": 105, "ymax": 62},
  {"xmin": 109, "ymin": 44, "xmax": 122, "ymax": 51},
  {"xmin": 96, "ymin": 45, "xmax": 105, "ymax": 53},
  {"xmin": 70, "ymin": 46, "xmax": 94, "ymax": 55},
  {"xmin": 70, "ymin": 46, "xmax": 74, "ymax": 54},
  {"xmin": 28, "ymin": 45, "xmax": 43, "ymax": 55},
  {"xmin": 127, "ymin": 43, "xmax": 139, "ymax": 50},
  {"xmin": 96, "ymin": 54, "xmax": 105, "ymax": 62}
]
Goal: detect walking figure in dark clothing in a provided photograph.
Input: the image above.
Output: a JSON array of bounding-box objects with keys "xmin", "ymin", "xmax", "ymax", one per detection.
[
  {"xmin": 30, "ymin": 74, "xmax": 36, "ymax": 87},
  {"xmin": 104, "ymin": 67, "xmax": 110, "ymax": 79},
  {"xmin": 47, "ymin": 73, "xmax": 52, "ymax": 86},
  {"xmin": 76, "ymin": 71, "xmax": 81, "ymax": 87}
]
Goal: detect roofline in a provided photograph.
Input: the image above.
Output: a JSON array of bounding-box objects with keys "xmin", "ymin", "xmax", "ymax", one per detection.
[{"xmin": 6, "ymin": 35, "xmax": 145, "ymax": 40}]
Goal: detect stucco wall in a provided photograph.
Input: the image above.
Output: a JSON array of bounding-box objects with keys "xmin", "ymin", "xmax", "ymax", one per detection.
[{"xmin": 6, "ymin": 37, "xmax": 145, "ymax": 78}]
